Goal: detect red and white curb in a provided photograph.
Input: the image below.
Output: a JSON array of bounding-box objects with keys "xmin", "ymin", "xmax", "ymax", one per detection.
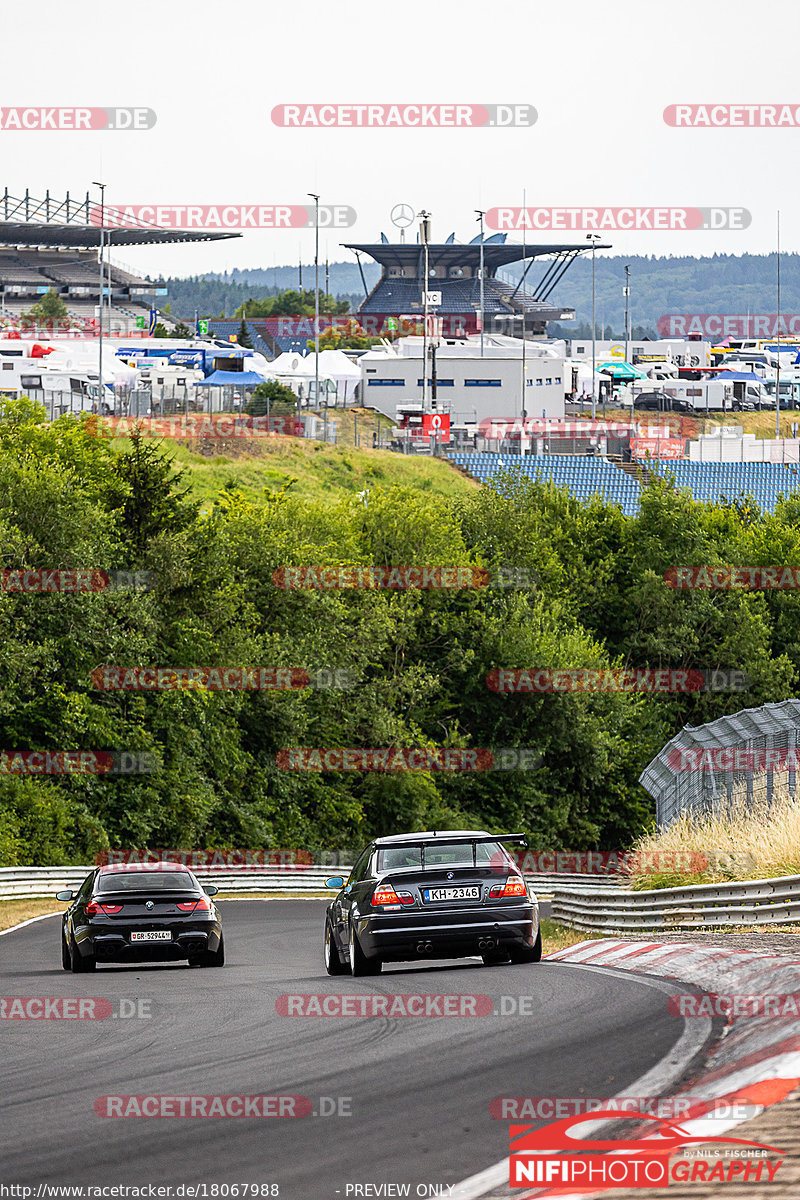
[{"xmin": 453, "ymin": 937, "xmax": 800, "ymax": 1199}]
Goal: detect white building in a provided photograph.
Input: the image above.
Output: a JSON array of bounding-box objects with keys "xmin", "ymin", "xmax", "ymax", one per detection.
[
  {"xmin": 359, "ymin": 334, "xmax": 566, "ymax": 423},
  {"xmin": 568, "ymin": 338, "xmax": 712, "ymax": 369}
]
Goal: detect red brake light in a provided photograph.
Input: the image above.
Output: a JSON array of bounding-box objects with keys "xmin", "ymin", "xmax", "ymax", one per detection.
[
  {"xmin": 489, "ymin": 876, "xmax": 528, "ymax": 899},
  {"xmin": 100, "ymin": 903, "xmax": 122, "ymax": 914},
  {"xmin": 177, "ymin": 897, "xmax": 211, "ymax": 912},
  {"xmin": 85, "ymin": 902, "xmax": 101, "ymax": 916},
  {"xmin": 372, "ymin": 885, "xmax": 401, "ymax": 907},
  {"xmin": 86, "ymin": 902, "xmax": 122, "ymax": 915}
]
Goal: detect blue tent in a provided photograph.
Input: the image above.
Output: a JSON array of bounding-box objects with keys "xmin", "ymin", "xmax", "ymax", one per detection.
[
  {"xmin": 714, "ymin": 371, "xmax": 764, "ymax": 382},
  {"xmin": 193, "ymin": 370, "xmax": 266, "ymax": 387}
]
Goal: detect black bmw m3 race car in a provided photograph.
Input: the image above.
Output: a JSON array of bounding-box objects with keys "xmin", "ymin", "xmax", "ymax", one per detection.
[{"xmin": 324, "ymin": 830, "xmax": 540, "ymax": 975}]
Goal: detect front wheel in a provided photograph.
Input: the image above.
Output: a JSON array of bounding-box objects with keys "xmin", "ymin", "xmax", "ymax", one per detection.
[
  {"xmin": 349, "ymin": 923, "xmax": 381, "ymax": 976},
  {"xmin": 325, "ymin": 919, "xmax": 348, "ymax": 975},
  {"xmin": 509, "ymin": 929, "xmax": 543, "ymax": 963}
]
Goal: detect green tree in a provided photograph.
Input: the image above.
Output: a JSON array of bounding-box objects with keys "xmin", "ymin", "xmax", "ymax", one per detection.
[
  {"xmin": 21, "ymin": 289, "xmax": 70, "ymax": 325},
  {"xmin": 112, "ymin": 431, "xmax": 199, "ymax": 553},
  {"xmin": 152, "ymin": 322, "xmax": 170, "ymax": 338},
  {"xmin": 169, "ymin": 321, "xmax": 192, "ymax": 339},
  {"xmin": 246, "ymin": 379, "xmax": 297, "ymax": 416},
  {"xmin": 237, "ymin": 318, "xmax": 253, "ymax": 349}
]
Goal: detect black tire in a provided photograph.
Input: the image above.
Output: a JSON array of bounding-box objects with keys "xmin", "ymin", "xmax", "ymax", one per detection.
[
  {"xmin": 509, "ymin": 929, "xmax": 543, "ymax": 964},
  {"xmin": 324, "ymin": 918, "xmax": 349, "ymax": 976},
  {"xmin": 69, "ymin": 934, "xmax": 96, "ymax": 973},
  {"xmin": 61, "ymin": 929, "xmax": 71, "ymax": 971},
  {"xmin": 349, "ymin": 923, "xmax": 380, "ymax": 976},
  {"xmin": 198, "ymin": 934, "xmax": 225, "ymax": 967}
]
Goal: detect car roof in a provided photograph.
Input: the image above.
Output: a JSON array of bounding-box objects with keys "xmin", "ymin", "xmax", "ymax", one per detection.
[{"xmin": 98, "ymin": 862, "xmax": 196, "ymax": 873}]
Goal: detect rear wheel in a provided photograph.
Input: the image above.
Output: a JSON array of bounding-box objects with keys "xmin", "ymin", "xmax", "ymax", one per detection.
[
  {"xmin": 61, "ymin": 929, "xmax": 71, "ymax": 971},
  {"xmin": 481, "ymin": 949, "xmax": 510, "ymax": 966},
  {"xmin": 509, "ymin": 929, "xmax": 542, "ymax": 963},
  {"xmin": 349, "ymin": 923, "xmax": 381, "ymax": 976},
  {"xmin": 69, "ymin": 934, "xmax": 96, "ymax": 973},
  {"xmin": 196, "ymin": 934, "xmax": 225, "ymax": 967},
  {"xmin": 325, "ymin": 919, "xmax": 348, "ymax": 975}
]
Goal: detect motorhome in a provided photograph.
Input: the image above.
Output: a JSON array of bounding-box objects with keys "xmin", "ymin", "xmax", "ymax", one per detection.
[
  {"xmin": 0, "ymin": 356, "xmax": 111, "ymax": 414},
  {"xmin": 634, "ymin": 377, "xmax": 772, "ymax": 413}
]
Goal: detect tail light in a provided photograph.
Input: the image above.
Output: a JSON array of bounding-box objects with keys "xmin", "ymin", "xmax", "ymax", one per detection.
[
  {"xmin": 372, "ymin": 886, "xmax": 415, "ymax": 908},
  {"xmin": 488, "ymin": 875, "xmax": 528, "ymax": 899},
  {"xmin": 85, "ymin": 902, "xmax": 122, "ymax": 915},
  {"xmin": 177, "ymin": 897, "xmax": 211, "ymax": 912}
]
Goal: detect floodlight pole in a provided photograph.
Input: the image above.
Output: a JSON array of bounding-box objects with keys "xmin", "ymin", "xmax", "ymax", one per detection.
[
  {"xmin": 777, "ymin": 210, "xmax": 782, "ymax": 439},
  {"xmin": 308, "ymin": 193, "xmax": 320, "ymax": 409},
  {"xmin": 419, "ymin": 210, "xmax": 431, "ymax": 410},
  {"xmin": 587, "ymin": 234, "xmax": 600, "ymax": 421},
  {"xmin": 92, "ymin": 182, "xmax": 106, "ymax": 401},
  {"xmin": 624, "ymin": 264, "xmax": 631, "ymax": 365},
  {"xmin": 475, "ymin": 209, "xmax": 485, "ymax": 357}
]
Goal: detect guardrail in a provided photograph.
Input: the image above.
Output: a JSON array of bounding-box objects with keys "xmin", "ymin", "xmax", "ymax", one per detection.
[
  {"xmin": 0, "ymin": 866, "xmax": 618, "ymax": 902},
  {"xmin": 551, "ymin": 873, "xmax": 800, "ymax": 932}
]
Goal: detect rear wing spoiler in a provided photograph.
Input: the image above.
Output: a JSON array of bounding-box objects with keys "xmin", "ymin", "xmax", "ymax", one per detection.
[{"xmin": 384, "ymin": 833, "xmax": 528, "ymax": 847}]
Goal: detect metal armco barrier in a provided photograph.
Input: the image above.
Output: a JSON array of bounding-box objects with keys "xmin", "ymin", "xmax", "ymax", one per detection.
[
  {"xmin": 0, "ymin": 866, "xmax": 615, "ymax": 901},
  {"xmin": 551, "ymin": 873, "xmax": 800, "ymax": 932}
]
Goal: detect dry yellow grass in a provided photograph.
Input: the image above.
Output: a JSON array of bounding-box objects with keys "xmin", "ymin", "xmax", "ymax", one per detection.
[
  {"xmin": 0, "ymin": 899, "xmax": 61, "ymax": 932},
  {"xmin": 626, "ymin": 785, "xmax": 800, "ymax": 889}
]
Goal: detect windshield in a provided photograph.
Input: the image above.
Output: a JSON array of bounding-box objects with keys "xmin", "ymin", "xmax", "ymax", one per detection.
[
  {"xmin": 96, "ymin": 870, "xmax": 197, "ymax": 892},
  {"xmin": 376, "ymin": 840, "xmax": 514, "ymax": 872}
]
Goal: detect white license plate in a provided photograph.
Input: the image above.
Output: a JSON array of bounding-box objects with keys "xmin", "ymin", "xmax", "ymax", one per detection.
[
  {"xmin": 130, "ymin": 930, "xmax": 172, "ymax": 942},
  {"xmin": 422, "ymin": 886, "xmax": 481, "ymax": 902}
]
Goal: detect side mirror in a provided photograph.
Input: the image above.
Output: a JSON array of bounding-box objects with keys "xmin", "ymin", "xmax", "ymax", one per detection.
[
  {"xmin": 203, "ymin": 884, "xmax": 219, "ymax": 897},
  {"xmin": 325, "ymin": 876, "xmax": 345, "ymax": 890},
  {"xmin": 56, "ymin": 890, "xmax": 74, "ymax": 901}
]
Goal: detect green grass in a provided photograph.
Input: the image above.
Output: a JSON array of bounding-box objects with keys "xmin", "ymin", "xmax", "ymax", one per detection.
[{"xmin": 106, "ymin": 413, "xmax": 477, "ymax": 511}]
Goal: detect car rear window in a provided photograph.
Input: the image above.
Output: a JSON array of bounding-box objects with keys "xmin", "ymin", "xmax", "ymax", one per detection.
[
  {"xmin": 96, "ymin": 870, "xmax": 197, "ymax": 892},
  {"xmin": 377, "ymin": 841, "xmax": 512, "ymax": 871}
]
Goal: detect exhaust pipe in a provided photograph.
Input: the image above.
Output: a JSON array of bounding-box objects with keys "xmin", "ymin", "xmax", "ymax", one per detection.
[
  {"xmin": 415, "ymin": 940, "xmax": 434, "ymax": 954},
  {"xmin": 478, "ymin": 937, "xmax": 496, "ymax": 950}
]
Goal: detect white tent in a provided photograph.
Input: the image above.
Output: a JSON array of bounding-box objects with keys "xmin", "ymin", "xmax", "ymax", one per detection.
[{"xmin": 302, "ymin": 351, "xmax": 361, "ymax": 402}]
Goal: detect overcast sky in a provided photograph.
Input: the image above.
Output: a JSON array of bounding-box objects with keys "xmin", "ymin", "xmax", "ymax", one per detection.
[{"xmin": 5, "ymin": 0, "xmax": 800, "ymax": 280}]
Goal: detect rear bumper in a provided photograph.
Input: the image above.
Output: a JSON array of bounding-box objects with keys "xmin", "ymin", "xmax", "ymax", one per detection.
[
  {"xmin": 357, "ymin": 902, "xmax": 538, "ymax": 962},
  {"xmin": 76, "ymin": 921, "xmax": 222, "ymax": 961}
]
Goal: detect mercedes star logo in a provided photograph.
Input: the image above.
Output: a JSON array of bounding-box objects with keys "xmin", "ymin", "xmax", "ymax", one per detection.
[{"xmin": 390, "ymin": 203, "xmax": 415, "ymax": 229}]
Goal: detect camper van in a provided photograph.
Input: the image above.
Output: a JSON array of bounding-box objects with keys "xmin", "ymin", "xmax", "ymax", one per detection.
[
  {"xmin": 634, "ymin": 377, "xmax": 771, "ymax": 413},
  {"xmin": 0, "ymin": 357, "xmax": 111, "ymax": 414}
]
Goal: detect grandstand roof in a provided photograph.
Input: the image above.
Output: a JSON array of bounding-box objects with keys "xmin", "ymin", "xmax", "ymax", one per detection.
[
  {"xmin": 343, "ymin": 242, "xmax": 612, "ymax": 272},
  {"xmin": 0, "ymin": 222, "xmax": 239, "ymax": 249},
  {"xmin": 0, "ymin": 191, "xmax": 240, "ymax": 249}
]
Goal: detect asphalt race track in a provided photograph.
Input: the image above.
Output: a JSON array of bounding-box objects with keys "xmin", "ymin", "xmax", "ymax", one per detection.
[{"xmin": 1, "ymin": 901, "xmax": 707, "ymax": 1197}]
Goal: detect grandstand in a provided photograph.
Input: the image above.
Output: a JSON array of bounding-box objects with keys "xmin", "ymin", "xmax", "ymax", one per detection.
[
  {"xmin": 344, "ymin": 233, "xmax": 611, "ymax": 337},
  {"xmin": 448, "ymin": 453, "xmax": 800, "ymax": 516},
  {"xmin": 0, "ymin": 189, "xmax": 239, "ymax": 337}
]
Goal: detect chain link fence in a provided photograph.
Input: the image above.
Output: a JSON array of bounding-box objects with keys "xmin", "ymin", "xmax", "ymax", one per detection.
[{"xmin": 640, "ymin": 699, "xmax": 800, "ymax": 828}]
